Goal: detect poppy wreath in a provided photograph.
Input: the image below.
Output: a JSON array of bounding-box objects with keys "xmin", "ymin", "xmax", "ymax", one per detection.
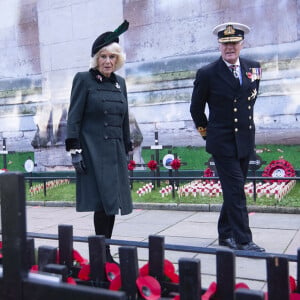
[
  {"xmin": 262, "ymin": 159, "xmax": 295, "ymax": 183},
  {"xmin": 128, "ymin": 160, "xmax": 136, "ymax": 171},
  {"xmin": 171, "ymin": 158, "xmax": 181, "ymax": 170},
  {"xmin": 147, "ymin": 160, "xmax": 158, "ymax": 171}
]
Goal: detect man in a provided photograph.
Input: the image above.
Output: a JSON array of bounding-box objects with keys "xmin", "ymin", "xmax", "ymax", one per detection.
[{"xmin": 190, "ymin": 22, "xmax": 265, "ymax": 252}]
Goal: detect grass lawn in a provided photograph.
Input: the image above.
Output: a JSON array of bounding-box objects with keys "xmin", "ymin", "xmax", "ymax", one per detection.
[
  {"xmin": 4, "ymin": 144, "xmax": 299, "ymax": 207},
  {"xmin": 26, "ymin": 180, "xmax": 300, "ymax": 207}
]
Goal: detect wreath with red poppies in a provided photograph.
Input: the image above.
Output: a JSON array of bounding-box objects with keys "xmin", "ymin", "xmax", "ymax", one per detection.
[{"xmin": 262, "ymin": 159, "xmax": 295, "ymax": 183}]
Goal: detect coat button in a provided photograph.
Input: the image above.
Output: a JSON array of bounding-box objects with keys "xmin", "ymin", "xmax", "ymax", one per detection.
[
  {"xmin": 104, "ymin": 110, "xmax": 108, "ymax": 114},
  {"xmin": 234, "ymin": 118, "xmax": 238, "ymax": 123},
  {"xmin": 104, "ymin": 135, "xmax": 108, "ymax": 140},
  {"xmin": 248, "ymin": 97, "xmax": 251, "ymax": 100},
  {"xmin": 104, "ymin": 122, "xmax": 108, "ymax": 127},
  {"xmin": 234, "ymin": 99, "xmax": 237, "ymax": 103},
  {"xmin": 234, "ymin": 108, "xmax": 237, "ymax": 112},
  {"xmin": 235, "ymin": 128, "xmax": 238, "ymax": 132},
  {"xmin": 248, "ymin": 106, "xmax": 251, "ymax": 110},
  {"xmin": 249, "ymin": 116, "xmax": 252, "ymax": 120},
  {"xmin": 249, "ymin": 125, "xmax": 252, "ymax": 129}
]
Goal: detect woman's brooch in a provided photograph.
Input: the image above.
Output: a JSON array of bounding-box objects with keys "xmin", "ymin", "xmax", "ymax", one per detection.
[
  {"xmin": 115, "ymin": 82, "xmax": 120, "ymax": 89},
  {"xmin": 96, "ymin": 74, "xmax": 103, "ymax": 82}
]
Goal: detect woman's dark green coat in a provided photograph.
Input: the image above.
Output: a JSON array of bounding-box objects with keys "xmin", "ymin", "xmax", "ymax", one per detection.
[{"xmin": 66, "ymin": 70, "xmax": 133, "ymax": 215}]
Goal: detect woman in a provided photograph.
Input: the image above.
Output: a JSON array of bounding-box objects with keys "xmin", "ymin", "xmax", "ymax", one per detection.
[{"xmin": 65, "ymin": 21, "xmax": 133, "ymax": 262}]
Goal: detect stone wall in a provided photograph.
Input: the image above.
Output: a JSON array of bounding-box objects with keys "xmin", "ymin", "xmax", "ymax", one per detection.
[
  {"xmin": 0, "ymin": 0, "xmax": 299, "ymax": 170},
  {"xmin": 123, "ymin": 0, "xmax": 300, "ymax": 146}
]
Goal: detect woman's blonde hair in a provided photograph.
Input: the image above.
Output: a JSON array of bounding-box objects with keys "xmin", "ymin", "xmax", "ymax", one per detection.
[{"xmin": 89, "ymin": 42, "xmax": 125, "ymax": 71}]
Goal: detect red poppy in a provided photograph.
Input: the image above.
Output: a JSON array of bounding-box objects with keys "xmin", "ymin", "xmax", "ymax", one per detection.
[
  {"xmin": 246, "ymin": 72, "xmax": 252, "ymax": 79},
  {"xmin": 106, "ymin": 262, "xmax": 121, "ymax": 290},
  {"xmin": 78, "ymin": 263, "xmax": 90, "ymax": 281},
  {"xmin": 109, "ymin": 273, "xmax": 122, "ymax": 291},
  {"xmin": 290, "ymin": 276, "xmax": 297, "ymax": 293},
  {"xmin": 202, "ymin": 282, "xmax": 217, "ymax": 300},
  {"xmin": 139, "ymin": 259, "xmax": 179, "ymax": 283},
  {"xmin": 203, "ymin": 167, "xmax": 214, "ymax": 177},
  {"xmin": 128, "ymin": 160, "xmax": 136, "ymax": 171},
  {"xmin": 30, "ymin": 265, "xmax": 39, "ymax": 273},
  {"xmin": 202, "ymin": 282, "xmax": 249, "ymax": 299},
  {"xmin": 105, "ymin": 262, "xmax": 120, "ymax": 282},
  {"xmin": 147, "ymin": 160, "xmax": 158, "ymax": 171},
  {"xmin": 72, "ymin": 249, "xmax": 88, "ymax": 266},
  {"xmin": 171, "ymin": 158, "xmax": 181, "ymax": 170},
  {"xmin": 136, "ymin": 275, "xmax": 161, "ymax": 300},
  {"xmin": 66, "ymin": 277, "xmax": 77, "ymax": 285}
]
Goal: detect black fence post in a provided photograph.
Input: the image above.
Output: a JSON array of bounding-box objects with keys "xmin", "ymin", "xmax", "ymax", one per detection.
[
  {"xmin": 43, "ymin": 264, "xmax": 68, "ymax": 282},
  {"xmin": 148, "ymin": 235, "xmax": 165, "ymax": 282},
  {"xmin": 154, "ymin": 131, "xmax": 161, "ymax": 188},
  {"xmin": 216, "ymin": 249, "xmax": 235, "ymax": 299},
  {"xmin": 235, "ymin": 289, "xmax": 265, "ymax": 299},
  {"xmin": 58, "ymin": 224, "xmax": 73, "ymax": 270},
  {"xmin": 150, "ymin": 154, "xmax": 156, "ymax": 189},
  {"xmin": 25, "ymin": 238, "xmax": 36, "ymax": 271},
  {"xmin": 119, "ymin": 246, "xmax": 139, "ymax": 299},
  {"xmin": 266, "ymin": 256, "xmax": 290, "ymax": 300},
  {"xmin": 178, "ymin": 258, "xmax": 201, "ymax": 300},
  {"xmin": 38, "ymin": 246, "xmax": 57, "ymax": 272},
  {"xmin": 0, "ymin": 172, "xmax": 28, "ymax": 300},
  {"xmin": 88, "ymin": 235, "xmax": 107, "ymax": 287},
  {"xmin": 43, "ymin": 180, "xmax": 47, "ymax": 196}
]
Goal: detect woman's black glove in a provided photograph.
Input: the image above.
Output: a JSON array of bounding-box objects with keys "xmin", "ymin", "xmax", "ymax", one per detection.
[{"xmin": 71, "ymin": 153, "xmax": 86, "ymax": 174}]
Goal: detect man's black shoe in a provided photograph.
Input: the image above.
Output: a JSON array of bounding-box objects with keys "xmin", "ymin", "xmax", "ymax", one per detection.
[
  {"xmin": 237, "ymin": 242, "xmax": 265, "ymax": 252},
  {"xmin": 218, "ymin": 238, "xmax": 237, "ymax": 249}
]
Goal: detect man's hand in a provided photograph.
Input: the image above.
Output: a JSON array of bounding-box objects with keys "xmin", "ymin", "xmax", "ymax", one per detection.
[
  {"xmin": 197, "ymin": 127, "xmax": 207, "ymax": 140},
  {"xmin": 71, "ymin": 153, "xmax": 86, "ymax": 174}
]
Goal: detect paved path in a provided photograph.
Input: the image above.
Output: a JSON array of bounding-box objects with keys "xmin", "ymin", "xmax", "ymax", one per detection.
[{"xmin": 26, "ymin": 206, "xmax": 300, "ymax": 292}]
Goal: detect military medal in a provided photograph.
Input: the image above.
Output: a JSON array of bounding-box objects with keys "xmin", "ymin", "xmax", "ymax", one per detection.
[{"xmin": 246, "ymin": 68, "xmax": 262, "ymax": 82}]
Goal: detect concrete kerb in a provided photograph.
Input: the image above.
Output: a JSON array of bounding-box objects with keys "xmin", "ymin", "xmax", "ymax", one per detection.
[{"xmin": 26, "ymin": 201, "xmax": 300, "ymax": 214}]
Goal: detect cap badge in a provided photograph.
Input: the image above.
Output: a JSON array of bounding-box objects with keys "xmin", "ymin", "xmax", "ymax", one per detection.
[{"xmin": 224, "ymin": 25, "xmax": 235, "ymax": 35}]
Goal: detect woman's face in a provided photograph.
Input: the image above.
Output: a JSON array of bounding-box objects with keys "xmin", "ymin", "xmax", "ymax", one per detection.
[{"xmin": 97, "ymin": 50, "xmax": 118, "ymax": 77}]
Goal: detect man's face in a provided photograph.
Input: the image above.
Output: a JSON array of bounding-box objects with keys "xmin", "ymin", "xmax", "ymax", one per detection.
[{"xmin": 219, "ymin": 41, "xmax": 244, "ymax": 64}]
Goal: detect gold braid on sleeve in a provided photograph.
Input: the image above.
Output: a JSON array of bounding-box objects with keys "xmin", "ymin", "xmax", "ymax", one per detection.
[{"xmin": 197, "ymin": 126, "xmax": 207, "ymax": 137}]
